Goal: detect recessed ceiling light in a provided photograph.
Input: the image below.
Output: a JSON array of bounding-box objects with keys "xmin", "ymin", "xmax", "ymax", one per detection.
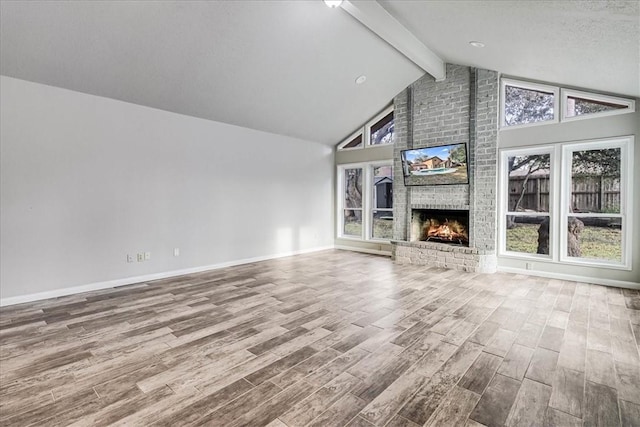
[
  {"xmin": 469, "ymin": 41, "xmax": 485, "ymax": 48},
  {"xmin": 324, "ymin": 0, "xmax": 343, "ymax": 8},
  {"xmin": 355, "ymin": 75, "xmax": 367, "ymax": 85}
]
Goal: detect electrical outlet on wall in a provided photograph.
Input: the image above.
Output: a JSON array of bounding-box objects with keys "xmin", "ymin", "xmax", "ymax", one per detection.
[
  {"xmin": 145, "ymin": 252, "xmax": 151, "ymax": 260},
  {"xmin": 127, "ymin": 254, "xmax": 134, "ymax": 263},
  {"xmin": 174, "ymin": 248, "xmax": 180, "ymax": 257},
  {"xmin": 137, "ymin": 253, "xmax": 144, "ymax": 262}
]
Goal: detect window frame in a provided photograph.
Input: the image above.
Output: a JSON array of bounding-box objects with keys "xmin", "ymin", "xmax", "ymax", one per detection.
[
  {"xmin": 559, "ymin": 137, "xmax": 633, "ymax": 270},
  {"xmin": 337, "ymin": 164, "xmax": 365, "ymax": 240},
  {"xmin": 561, "ymin": 88, "xmax": 636, "ymax": 122},
  {"xmin": 369, "ymin": 163, "xmax": 394, "ymax": 241},
  {"xmin": 498, "ymin": 145, "xmax": 557, "ymax": 261},
  {"xmin": 498, "ymin": 136, "xmax": 634, "ymax": 270},
  {"xmin": 500, "ymin": 78, "xmax": 560, "ymax": 130},
  {"xmin": 365, "ymin": 105, "xmax": 394, "ymax": 147},
  {"xmin": 336, "ymin": 129, "xmax": 365, "ymax": 151},
  {"xmin": 336, "ymin": 161, "xmax": 394, "ymax": 242},
  {"xmin": 336, "ymin": 105, "xmax": 394, "ymax": 151}
]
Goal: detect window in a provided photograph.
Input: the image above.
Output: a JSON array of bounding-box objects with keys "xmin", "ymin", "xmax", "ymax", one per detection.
[
  {"xmin": 561, "ymin": 139, "xmax": 632, "ymax": 267},
  {"xmin": 499, "ymin": 136, "xmax": 633, "ymax": 269},
  {"xmin": 337, "ymin": 131, "xmax": 363, "ymax": 150},
  {"xmin": 562, "ymin": 89, "xmax": 635, "ymax": 121},
  {"xmin": 337, "ymin": 106, "xmax": 393, "ymax": 151},
  {"xmin": 337, "ymin": 162, "xmax": 393, "ymax": 241},
  {"xmin": 372, "ymin": 165, "xmax": 393, "ymax": 239},
  {"xmin": 342, "ymin": 167, "xmax": 363, "ymax": 237},
  {"xmin": 501, "ymin": 79, "xmax": 559, "ymax": 128},
  {"xmin": 501, "ymin": 79, "xmax": 635, "ymax": 129},
  {"xmin": 368, "ymin": 108, "xmax": 394, "ymax": 146},
  {"xmin": 501, "ymin": 148, "xmax": 554, "ymax": 257}
]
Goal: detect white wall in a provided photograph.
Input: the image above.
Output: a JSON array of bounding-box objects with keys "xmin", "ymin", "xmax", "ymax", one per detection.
[{"xmin": 0, "ymin": 76, "xmax": 334, "ymax": 301}]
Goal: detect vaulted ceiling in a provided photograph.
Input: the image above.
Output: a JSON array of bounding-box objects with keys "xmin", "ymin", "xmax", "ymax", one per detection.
[
  {"xmin": 2, "ymin": 1, "xmax": 638, "ymax": 146},
  {"xmin": 379, "ymin": 0, "xmax": 640, "ymax": 99}
]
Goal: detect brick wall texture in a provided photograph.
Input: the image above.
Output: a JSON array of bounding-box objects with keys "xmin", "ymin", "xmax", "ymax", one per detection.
[{"xmin": 392, "ymin": 64, "xmax": 499, "ymax": 272}]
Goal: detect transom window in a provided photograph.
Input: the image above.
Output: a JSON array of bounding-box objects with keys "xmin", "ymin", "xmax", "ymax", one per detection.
[
  {"xmin": 502, "ymin": 79, "xmax": 558, "ymax": 126},
  {"xmin": 341, "ymin": 133, "xmax": 363, "ymax": 150},
  {"xmin": 562, "ymin": 88, "xmax": 635, "ymax": 121},
  {"xmin": 501, "ymin": 79, "xmax": 634, "ymax": 129},
  {"xmin": 501, "ymin": 79, "xmax": 559, "ymax": 128},
  {"xmin": 369, "ymin": 110, "xmax": 394, "ymax": 146},
  {"xmin": 337, "ymin": 106, "xmax": 394, "ymax": 150}
]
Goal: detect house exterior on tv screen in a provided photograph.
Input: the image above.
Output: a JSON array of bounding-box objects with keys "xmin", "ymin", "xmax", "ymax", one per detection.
[{"xmin": 411, "ymin": 156, "xmax": 452, "ymax": 171}]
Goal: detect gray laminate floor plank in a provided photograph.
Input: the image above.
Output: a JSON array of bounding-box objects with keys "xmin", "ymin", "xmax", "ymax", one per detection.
[
  {"xmin": 582, "ymin": 381, "xmax": 620, "ymax": 427},
  {"xmin": 548, "ymin": 366, "xmax": 585, "ymax": 418},
  {"xmin": 0, "ymin": 250, "xmax": 638, "ymax": 426},
  {"xmin": 468, "ymin": 373, "xmax": 521, "ymax": 427},
  {"xmin": 620, "ymin": 399, "xmax": 640, "ymax": 427},
  {"xmin": 505, "ymin": 378, "xmax": 552, "ymax": 427}
]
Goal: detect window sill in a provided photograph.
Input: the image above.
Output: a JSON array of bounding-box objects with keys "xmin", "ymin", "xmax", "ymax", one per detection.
[
  {"xmin": 336, "ymin": 236, "xmax": 392, "ymax": 244},
  {"xmin": 498, "ymin": 252, "xmax": 631, "ymax": 271}
]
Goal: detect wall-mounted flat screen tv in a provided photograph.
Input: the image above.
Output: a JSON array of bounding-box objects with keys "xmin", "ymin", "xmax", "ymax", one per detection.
[{"xmin": 401, "ymin": 143, "xmax": 469, "ymax": 186}]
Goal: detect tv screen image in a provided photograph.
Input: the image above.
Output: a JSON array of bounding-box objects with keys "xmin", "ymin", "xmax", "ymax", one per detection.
[{"xmin": 401, "ymin": 143, "xmax": 469, "ymax": 186}]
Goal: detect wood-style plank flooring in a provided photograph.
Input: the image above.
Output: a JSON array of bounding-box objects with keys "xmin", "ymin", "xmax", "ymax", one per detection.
[{"xmin": 1, "ymin": 249, "xmax": 639, "ymax": 426}]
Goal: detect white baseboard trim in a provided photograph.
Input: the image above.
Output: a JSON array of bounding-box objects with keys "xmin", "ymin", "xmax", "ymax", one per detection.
[
  {"xmin": 0, "ymin": 245, "xmax": 335, "ymax": 307},
  {"xmin": 497, "ymin": 266, "xmax": 640, "ymax": 290},
  {"xmin": 334, "ymin": 245, "xmax": 391, "ymax": 257}
]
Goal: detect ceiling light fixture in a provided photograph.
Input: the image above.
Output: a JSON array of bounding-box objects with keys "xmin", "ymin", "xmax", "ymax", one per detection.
[
  {"xmin": 355, "ymin": 75, "xmax": 367, "ymax": 85},
  {"xmin": 324, "ymin": 0, "xmax": 343, "ymax": 8},
  {"xmin": 469, "ymin": 41, "xmax": 485, "ymax": 48}
]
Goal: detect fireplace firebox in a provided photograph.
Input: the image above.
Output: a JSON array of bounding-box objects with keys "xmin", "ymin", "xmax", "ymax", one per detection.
[{"xmin": 411, "ymin": 209, "xmax": 470, "ymax": 246}]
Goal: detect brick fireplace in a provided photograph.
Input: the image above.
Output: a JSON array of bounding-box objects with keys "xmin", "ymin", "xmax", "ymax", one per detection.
[{"xmin": 391, "ymin": 64, "xmax": 499, "ymax": 273}]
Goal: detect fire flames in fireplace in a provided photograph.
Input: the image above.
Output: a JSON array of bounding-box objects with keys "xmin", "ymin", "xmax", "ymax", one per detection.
[
  {"xmin": 411, "ymin": 209, "xmax": 470, "ymax": 247},
  {"xmin": 424, "ymin": 219, "xmax": 469, "ymax": 245}
]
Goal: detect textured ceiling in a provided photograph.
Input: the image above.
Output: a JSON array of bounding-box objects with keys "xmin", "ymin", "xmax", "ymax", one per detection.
[
  {"xmin": 0, "ymin": 1, "xmax": 423, "ymax": 145},
  {"xmin": 1, "ymin": 1, "xmax": 638, "ymax": 146},
  {"xmin": 380, "ymin": 0, "xmax": 640, "ymax": 98}
]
